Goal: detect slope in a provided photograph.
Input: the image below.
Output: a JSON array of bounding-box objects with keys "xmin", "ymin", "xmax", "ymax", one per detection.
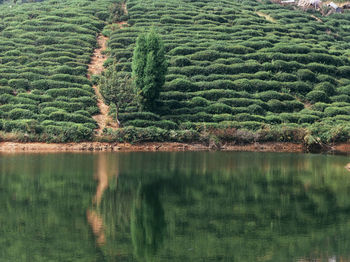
[
  {"xmin": 0, "ymin": 0, "xmax": 117, "ymax": 142},
  {"xmin": 105, "ymin": 0, "xmax": 350, "ymax": 145}
]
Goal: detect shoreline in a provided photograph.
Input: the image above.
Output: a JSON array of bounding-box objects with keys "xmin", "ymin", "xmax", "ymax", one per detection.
[{"xmin": 0, "ymin": 141, "xmax": 349, "ymax": 154}]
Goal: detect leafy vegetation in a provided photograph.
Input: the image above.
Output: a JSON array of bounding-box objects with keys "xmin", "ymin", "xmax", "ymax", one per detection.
[
  {"xmin": 0, "ymin": 0, "xmax": 118, "ymax": 141},
  {"xmin": 104, "ymin": 0, "xmax": 350, "ymax": 144},
  {"xmin": 131, "ymin": 29, "xmax": 167, "ymax": 111},
  {"xmin": 1, "ymin": 0, "xmax": 350, "ymax": 144}
]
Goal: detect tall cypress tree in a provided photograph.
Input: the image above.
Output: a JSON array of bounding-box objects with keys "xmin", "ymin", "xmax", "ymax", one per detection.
[{"xmin": 132, "ymin": 29, "xmax": 167, "ymax": 111}]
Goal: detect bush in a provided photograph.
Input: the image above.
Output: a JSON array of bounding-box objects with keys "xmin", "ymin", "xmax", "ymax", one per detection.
[
  {"xmin": 337, "ymin": 85, "xmax": 350, "ymax": 96},
  {"xmin": 166, "ymin": 78, "xmax": 197, "ymax": 92},
  {"xmin": 306, "ymin": 91, "xmax": 329, "ymax": 103},
  {"xmin": 314, "ymin": 82, "xmax": 335, "ymax": 96},
  {"xmin": 8, "ymin": 108, "xmax": 36, "ymax": 120},
  {"xmin": 170, "ymin": 56, "xmax": 192, "ymax": 67},
  {"xmin": 0, "ymin": 86, "xmax": 13, "ymax": 95},
  {"xmin": 285, "ymin": 81, "xmax": 312, "ymax": 95},
  {"xmin": 338, "ymin": 66, "xmax": 350, "ymax": 77},
  {"xmin": 267, "ymin": 99, "xmax": 286, "ymax": 113},
  {"xmin": 298, "ymin": 114, "xmax": 319, "ymax": 124},
  {"xmin": 297, "ymin": 69, "xmax": 316, "ymax": 82},
  {"xmin": 8, "ymin": 79, "xmax": 30, "ymax": 90},
  {"xmin": 191, "ymin": 96, "xmax": 210, "ymax": 106},
  {"xmin": 213, "ymin": 114, "xmax": 234, "ymax": 122},
  {"xmin": 233, "ymin": 113, "xmax": 265, "ymax": 122},
  {"xmin": 207, "ymin": 103, "xmax": 232, "ymax": 114},
  {"xmin": 247, "ymin": 104, "xmax": 265, "ymax": 115},
  {"xmin": 324, "ymin": 107, "xmax": 349, "ymax": 117}
]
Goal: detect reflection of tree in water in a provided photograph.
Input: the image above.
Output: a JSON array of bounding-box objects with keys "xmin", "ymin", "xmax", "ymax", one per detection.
[
  {"xmin": 131, "ymin": 183, "xmax": 166, "ymax": 262},
  {"xmin": 85, "ymin": 152, "xmax": 350, "ymax": 261}
]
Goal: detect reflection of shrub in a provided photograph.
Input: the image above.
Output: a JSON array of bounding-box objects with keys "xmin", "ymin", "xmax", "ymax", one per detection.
[{"xmin": 131, "ymin": 184, "xmax": 165, "ymax": 262}]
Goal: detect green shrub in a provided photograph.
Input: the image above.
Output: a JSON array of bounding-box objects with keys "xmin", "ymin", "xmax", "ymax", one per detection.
[
  {"xmin": 306, "ymin": 91, "xmax": 329, "ymax": 103},
  {"xmin": 119, "ymin": 112, "xmax": 160, "ymax": 122},
  {"xmin": 213, "ymin": 114, "xmax": 234, "ymax": 122},
  {"xmin": 267, "ymin": 99, "xmax": 286, "ymax": 113},
  {"xmin": 8, "ymin": 109, "xmax": 36, "ymax": 120},
  {"xmin": 337, "ymin": 85, "xmax": 350, "ymax": 96},
  {"xmin": 330, "ymin": 95, "xmax": 350, "ymax": 103},
  {"xmin": 338, "ymin": 66, "xmax": 350, "ymax": 77},
  {"xmin": 312, "ymin": 102, "xmax": 328, "ymax": 112},
  {"xmin": 166, "ymin": 78, "xmax": 197, "ymax": 92},
  {"xmin": 285, "ymin": 81, "xmax": 312, "ymax": 95},
  {"xmin": 8, "ymin": 79, "xmax": 30, "ymax": 90},
  {"xmin": 297, "ymin": 69, "xmax": 316, "ymax": 82},
  {"xmin": 298, "ymin": 114, "xmax": 319, "ymax": 124},
  {"xmin": 324, "ymin": 107, "xmax": 349, "ymax": 117},
  {"xmin": 247, "ymin": 104, "xmax": 265, "ymax": 115},
  {"xmin": 207, "ymin": 103, "xmax": 232, "ymax": 114},
  {"xmin": 233, "ymin": 113, "xmax": 265, "ymax": 122},
  {"xmin": 314, "ymin": 82, "xmax": 335, "ymax": 96},
  {"xmin": 170, "ymin": 56, "xmax": 191, "ymax": 67},
  {"xmin": 191, "ymin": 96, "xmax": 210, "ymax": 106},
  {"xmin": 0, "ymin": 86, "xmax": 13, "ymax": 95}
]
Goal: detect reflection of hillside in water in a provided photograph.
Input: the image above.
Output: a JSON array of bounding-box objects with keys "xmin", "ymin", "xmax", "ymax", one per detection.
[
  {"xmin": 1, "ymin": 152, "xmax": 350, "ymax": 261},
  {"xmin": 93, "ymin": 152, "xmax": 350, "ymax": 261}
]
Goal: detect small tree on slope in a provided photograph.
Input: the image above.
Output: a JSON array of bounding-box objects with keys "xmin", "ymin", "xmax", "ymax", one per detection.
[
  {"xmin": 100, "ymin": 62, "xmax": 136, "ymax": 123},
  {"xmin": 132, "ymin": 29, "xmax": 167, "ymax": 111}
]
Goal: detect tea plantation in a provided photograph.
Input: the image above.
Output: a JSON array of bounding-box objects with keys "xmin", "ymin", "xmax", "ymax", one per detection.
[
  {"xmin": 0, "ymin": 0, "xmax": 116, "ymax": 141},
  {"xmin": 105, "ymin": 0, "xmax": 350, "ymax": 145},
  {"xmin": 1, "ymin": 0, "xmax": 350, "ymax": 144}
]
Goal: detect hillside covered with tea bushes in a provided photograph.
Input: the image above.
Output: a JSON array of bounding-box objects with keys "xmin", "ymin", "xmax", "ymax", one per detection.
[
  {"xmin": 1, "ymin": 0, "xmax": 350, "ymax": 144},
  {"xmin": 0, "ymin": 0, "xmax": 117, "ymax": 141},
  {"xmin": 104, "ymin": 0, "xmax": 350, "ymax": 145}
]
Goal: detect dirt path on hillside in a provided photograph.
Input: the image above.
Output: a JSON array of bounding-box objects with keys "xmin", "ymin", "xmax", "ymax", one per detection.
[
  {"xmin": 88, "ymin": 34, "xmax": 119, "ymax": 135},
  {"xmin": 88, "ymin": 14, "xmax": 128, "ymax": 135}
]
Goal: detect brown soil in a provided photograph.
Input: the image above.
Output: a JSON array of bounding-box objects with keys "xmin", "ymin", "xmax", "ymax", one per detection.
[
  {"xmin": 0, "ymin": 141, "xmax": 305, "ymax": 153},
  {"xmin": 1, "ymin": 141, "xmax": 350, "ymax": 153},
  {"xmin": 88, "ymin": 34, "xmax": 118, "ymax": 135},
  {"xmin": 87, "ymin": 21, "xmax": 128, "ymax": 135}
]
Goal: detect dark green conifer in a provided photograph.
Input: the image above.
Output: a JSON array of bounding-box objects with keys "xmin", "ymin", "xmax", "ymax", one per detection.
[{"xmin": 132, "ymin": 29, "xmax": 167, "ymax": 111}]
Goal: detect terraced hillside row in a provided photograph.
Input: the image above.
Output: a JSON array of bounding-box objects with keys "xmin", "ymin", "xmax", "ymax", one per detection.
[
  {"xmin": 0, "ymin": 0, "xmax": 116, "ymax": 141},
  {"xmin": 106, "ymin": 0, "xmax": 350, "ymax": 144}
]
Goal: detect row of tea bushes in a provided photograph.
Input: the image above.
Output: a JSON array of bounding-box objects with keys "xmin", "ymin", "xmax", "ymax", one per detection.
[
  {"xmin": 0, "ymin": 0, "xmax": 118, "ymax": 140},
  {"xmin": 106, "ymin": 0, "xmax": 350, "ymax": 142}
]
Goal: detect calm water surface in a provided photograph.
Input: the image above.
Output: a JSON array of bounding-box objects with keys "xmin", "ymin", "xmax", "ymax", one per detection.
[{"xmin": 0, "ymin": 152, "xmax": 350, "ymax": 261}]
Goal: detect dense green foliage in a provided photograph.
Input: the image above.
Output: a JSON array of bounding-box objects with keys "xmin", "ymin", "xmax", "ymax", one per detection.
[
  {"xmin": 132, "ymin": 30, "xmax": 167, "ymax": 111},
  {"xmin": 1, "ymin": 0, "xmax": 350, "ymax": 143},
  {"xmin": 0, "ymin": 0, "xmax": 118, "ymax": 141},
  {"xmin": 105, "ymin": 0, "xmax": 350, "ymax": 143},
  {"xmin": 100, "ymin": 62, "xmax": 136, "ymax": 122}
]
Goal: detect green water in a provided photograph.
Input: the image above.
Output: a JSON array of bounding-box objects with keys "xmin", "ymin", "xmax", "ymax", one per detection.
[{"xmin": 0, "ymin": 152, "xmax": 350, "ymax": 261}]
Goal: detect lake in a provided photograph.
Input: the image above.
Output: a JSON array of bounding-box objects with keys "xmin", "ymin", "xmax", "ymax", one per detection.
[{"xmin": 0, "ymin": 152, "xmax": 350, "ymax": 261}]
